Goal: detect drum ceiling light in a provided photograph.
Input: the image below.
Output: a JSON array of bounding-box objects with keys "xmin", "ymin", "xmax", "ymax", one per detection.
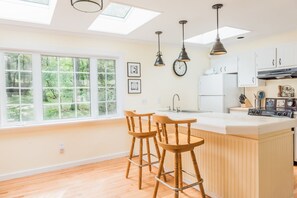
[{"xmin": 71, "ymin": 0, "xmax": 103, "ymax": 13}]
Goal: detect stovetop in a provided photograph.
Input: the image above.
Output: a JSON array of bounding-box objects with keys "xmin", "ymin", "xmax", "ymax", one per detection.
[
  {"xmin": 248, "ymin": 98, "xmax": 296, "ymax": 118},
  {"xmin": 248, "ymin": 108, "xmax": 295, "ymax": 118}
]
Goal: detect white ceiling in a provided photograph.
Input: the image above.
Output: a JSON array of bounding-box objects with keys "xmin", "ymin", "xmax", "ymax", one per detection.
[{"xmin": 1, "ymin": 0, "xmax": 297, "ymax": 47}]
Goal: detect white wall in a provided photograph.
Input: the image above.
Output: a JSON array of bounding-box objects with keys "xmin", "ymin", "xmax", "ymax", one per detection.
[{"xmin": 0, "ymin": 24, "xmax": 209, "ymax": 178}]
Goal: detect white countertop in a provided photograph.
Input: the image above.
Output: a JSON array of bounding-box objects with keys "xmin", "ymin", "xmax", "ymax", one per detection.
[{"xmin": 155, "ymin": 111, "xmax": 297, "ymax": 135}]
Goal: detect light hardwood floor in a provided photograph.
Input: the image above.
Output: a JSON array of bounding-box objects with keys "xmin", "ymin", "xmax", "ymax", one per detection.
[{"xmin": 0, "ymin": 157, "xmax": 296, "ymax": 198}]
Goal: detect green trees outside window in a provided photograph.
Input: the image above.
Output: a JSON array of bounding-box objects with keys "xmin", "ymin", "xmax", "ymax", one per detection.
[
  {"xmin": 98, "ymin": 59, "xmax": 117, "ymax": 116},
  {"xmin": 1, "ymin": 52, "xmax": 118, "ymax": 125},
  {"xmin": 5, "ymin": 53, "xmax": 34, "ymax": 122},
  {"xmin": 42, "ymin": 56, "xmax": 91, "ymax": 120}
]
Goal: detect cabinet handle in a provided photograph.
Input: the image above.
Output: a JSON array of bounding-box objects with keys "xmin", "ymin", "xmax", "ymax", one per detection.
[
  {"xmin": 224, "ymin": 66, "xmax": 226, "ymax": 71},
  {"xmin": 220, "ymin": 67, "xmax": 222, "ymax": 72},
  {"xmin": 279, "ymin": 58, "xmax": 282, "ymax": 65},
  {"xmin": 252, "ymin": 77, "xmax": 255, "ymax": 83},
  {"xmin": 272, "ymin": 59, "xmax": 275, "ymax": 66}
]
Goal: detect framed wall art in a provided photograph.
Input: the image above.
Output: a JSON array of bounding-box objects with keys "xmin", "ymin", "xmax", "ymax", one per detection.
[
  {"xmin": 127, "ymin": 62, "xmax": 141, "ymax": 77},
  {"xmin": 128, "ymin": 79, "xmax": 141, "ymax": 94}
]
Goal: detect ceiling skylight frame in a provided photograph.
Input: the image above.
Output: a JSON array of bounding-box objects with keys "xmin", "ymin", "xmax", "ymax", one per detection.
[
  {"xmin": 0, "ymin": 0, "xmax": 57, "ymax": 24},
  {"xmin": 88, "ymin": 2, "xmax": 161, "ymax": 35},
  {"xmin": 185, "ymin": 26, "xmax": 250, "ymax": 45}
]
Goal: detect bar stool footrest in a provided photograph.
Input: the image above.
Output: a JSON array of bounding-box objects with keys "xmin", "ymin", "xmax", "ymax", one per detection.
[
  {"xmin": 155, "ymin": 170, "xmax": 204, "ymax": 192},
  {"xmin": 128, "ymin": 153, "xmax": 159, "ymax": 168}
]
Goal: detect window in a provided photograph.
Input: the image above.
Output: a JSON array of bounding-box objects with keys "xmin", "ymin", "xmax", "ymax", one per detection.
[
  {"xmin": 41, "ymin": 56, "xmax": 91, "ymax": 120},
  {"xmin": 0, "ymin": 51, "xmax": 120, "ymax": 127},
  {"xmin": 98, "ymin": 59, "xmax": 117, "ymax": 116},
  {"xmin": 4, "ymin": 53, "xmax": 34, "ymax": 123}
]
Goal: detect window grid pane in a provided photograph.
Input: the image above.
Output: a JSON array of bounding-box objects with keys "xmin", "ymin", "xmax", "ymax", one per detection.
[
  {"xmin": 4, "ymin": 53, "xmax": 34, "ymax": 123},
  {"xmin": 42, "ymin": 55, "xmax": 91, "ymax": 120},
  {"xmin": 98, "ymin": 59, "xmax": 117, "ymax": 116}
]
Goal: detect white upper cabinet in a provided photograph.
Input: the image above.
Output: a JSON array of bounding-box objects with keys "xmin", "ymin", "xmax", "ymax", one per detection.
[
  {"xmin": 210, "ymin": 55, "xmax": 238, "ymax": 74},
  {"xmin": 238, "ymin": 52, "xmax": 264, "ymax": 87},
  {"xmin": 255, "ymin": 44, "xmax": 297, "ymax": 70},
  {"xmin": 255, "ymin": 47, "xmax": 277, "ymax": 70},
  {"xmin": 276, "ymin": 43, "xmax": 297, "ymax": 68}
]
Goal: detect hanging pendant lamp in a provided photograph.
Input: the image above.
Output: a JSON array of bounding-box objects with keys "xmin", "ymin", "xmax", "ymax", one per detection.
[
  {"xmin": 177, "ymin": 20, "xmax": 190, "ymax": 62},
  {"xmin": 210, "ymin": 4, "xmax": 227, "ymax": 55},
  {"xmin": 154, "ymin": 31, "xmax": 165, "ymax": 66},
  {"xmin": 71, "ymin": 0, "xmax": 103, "ymax": 13}
]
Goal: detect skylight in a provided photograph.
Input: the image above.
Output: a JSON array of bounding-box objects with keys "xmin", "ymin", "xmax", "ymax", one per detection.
[
  {"xmin": 0, "ymin": 0, "xmax": 57, "ymax": 24},
  {"xmin": 185, "ymin": 27, "xmax": 250, "ymax": 45},
  {"xmin": 89, "ymin": 3, "xmax": 160, "ymax": 35},
  {"xmin": 101, "ymin": 3, "xmax": 131, "ymax": 19}
]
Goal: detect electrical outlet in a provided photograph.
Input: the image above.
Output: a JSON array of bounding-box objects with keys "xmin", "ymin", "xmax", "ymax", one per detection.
[{"xmin": 59, "ymin": 143, "xmax": 64, "ymax": 154}]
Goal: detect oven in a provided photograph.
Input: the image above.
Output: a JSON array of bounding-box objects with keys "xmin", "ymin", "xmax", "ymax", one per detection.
[{"xmin": 248, "ymin": 98, "xmax": 297, "ymax": 162}]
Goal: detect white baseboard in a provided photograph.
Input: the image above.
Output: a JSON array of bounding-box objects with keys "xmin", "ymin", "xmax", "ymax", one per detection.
[{"xmin": 0, "ymin": 151, "xmax": 129, "ymax": 182}]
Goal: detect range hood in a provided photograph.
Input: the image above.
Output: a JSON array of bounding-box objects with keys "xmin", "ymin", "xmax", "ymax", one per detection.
[{"xmin": 257, "ymin": 67, "xmax": 297, "ymax": 80}]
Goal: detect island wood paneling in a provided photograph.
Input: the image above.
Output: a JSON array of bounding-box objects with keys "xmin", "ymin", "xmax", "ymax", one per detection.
[{"xmin": 163, "ymin": 127, "xmax": 293, "ymax": 198}]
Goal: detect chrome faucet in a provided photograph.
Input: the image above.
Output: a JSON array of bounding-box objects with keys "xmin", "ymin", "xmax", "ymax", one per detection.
[{"xmin": 172, "ymin": 94, "xmax": 180, "ymax": 112}]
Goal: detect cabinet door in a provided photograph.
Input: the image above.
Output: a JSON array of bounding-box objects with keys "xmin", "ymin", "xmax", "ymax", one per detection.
[
  {"xmin": 255, "ymin": 47, "xmax": 276, "ymax": 70},
  {"xmin": 210, "ymin": 57, "xmax": 222, "ymax": 73},
  {"xmin": 277, "ymin": 44, "xmax": 297, "ymax": 68},
  {"xmin": 210, "ymin": 55, "xmax": 238, "ymax": 73},
  {"xmin": 238, "ymin": 52, "xmax": 257, "ymax": 87},
  {"xmin": 222, "ymin": 56, "xmax": 238, "ymax": 73}
]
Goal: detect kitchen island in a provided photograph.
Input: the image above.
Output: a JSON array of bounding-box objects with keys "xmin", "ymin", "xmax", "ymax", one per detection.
[{"xmin": 155, "ymin": 111, "xmax": 297, "ymax": 198}]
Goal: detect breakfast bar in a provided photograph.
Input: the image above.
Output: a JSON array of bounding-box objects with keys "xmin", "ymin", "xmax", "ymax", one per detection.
[{"xmin": 156, "ymin": 111, "xmax": 297, "ymax": 198}]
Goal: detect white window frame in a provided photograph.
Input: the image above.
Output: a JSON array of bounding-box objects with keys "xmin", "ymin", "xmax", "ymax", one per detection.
[{"xmin": 0, "ymin": 50, "xmax": 124, "ymax": 128}]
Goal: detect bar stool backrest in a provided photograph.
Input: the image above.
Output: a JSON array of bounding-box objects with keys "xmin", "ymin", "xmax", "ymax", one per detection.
[
  {"xmin": 153, "ymin": 115, "xmax": 197, "ymax": 145},
  {"xmin": 124, "ymin": 111, "xmax": 155, "ymax": 133}
]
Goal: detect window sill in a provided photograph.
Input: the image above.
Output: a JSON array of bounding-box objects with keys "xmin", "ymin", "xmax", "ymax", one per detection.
[{"xmin": 0, "ymin": 116, "xmax": 126, "ymax": 133}]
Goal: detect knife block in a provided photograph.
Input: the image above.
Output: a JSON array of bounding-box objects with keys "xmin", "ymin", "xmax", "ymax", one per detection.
[{"xmin": 241, "ymin": 99, "xmax": 252, "ymax": 108}]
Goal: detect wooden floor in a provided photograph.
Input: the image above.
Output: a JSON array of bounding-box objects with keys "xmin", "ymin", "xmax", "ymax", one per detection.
[{"xmin": 0, "ymin": 157, "xmax": 296, "ymax": 198}]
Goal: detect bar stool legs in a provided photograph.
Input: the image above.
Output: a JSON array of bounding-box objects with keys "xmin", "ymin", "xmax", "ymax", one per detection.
[
  {"xmin": 178, "ymin": 153, "xmax": 183, "ymax": 193},
  {"xmin": 191, "ymin": 150, "xmax": 206, "ymax": 198},
  {"xmin": 174, "ymin": 153, "xmax": 179, "ymax": 198},
  {"xmin": 153, "ymin": 150, "xmax": 206, "ymax": 198},
  {"xmin": 153, "ymin": 149, "xmax": 166, "ymax": 198},
  {"xmin": 146, "ymin": 138, "xmax": 152, "ymax": 172},
  {"xmin": 126, "ymin": 136, "xmax": 166, "ymax": 190},
  {"xmin": 126, "ymin": 137, "xmax": 136, "ymax": 178}
]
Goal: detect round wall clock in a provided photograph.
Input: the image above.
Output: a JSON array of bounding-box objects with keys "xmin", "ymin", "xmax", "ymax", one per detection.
[{"xmin": 173, "ymin": 60, "xmax": 187, "ymax": 77}]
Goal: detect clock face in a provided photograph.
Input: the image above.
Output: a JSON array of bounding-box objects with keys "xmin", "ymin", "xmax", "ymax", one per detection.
[{"xmin": 173, "ymin": 60, "xmax": 187, "ymax": 76}]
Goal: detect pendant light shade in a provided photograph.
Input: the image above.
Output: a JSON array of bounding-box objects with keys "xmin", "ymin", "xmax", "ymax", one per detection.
[
  {"xmin": 71, "ymin": 0, "xmax": 103, "ymax": 13},
  {"xmin": 177, "ymin": 20, "xmax": 190, "ymax": 62},
  {"xmin": 210, "ymin": 4, "xmax": 227, "ymax": 55},
  {"xmin": 154, "ymin": 31, "xmax": 165, "ymax": 66}
]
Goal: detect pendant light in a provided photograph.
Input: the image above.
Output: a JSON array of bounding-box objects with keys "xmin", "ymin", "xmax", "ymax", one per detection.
[
  {"xmin": 177, "ymin": 20, "xmax": 190, "ymax": 62},
  {"xmin": 154, "ymin": 31, "xmax": 165, "ymax": 66},
  {"xmin": 71, "ymin": 0, "xmax": 103, "ymax": 13},
  {"xmin": 210, "ymin": 4, "xmax": 227, "ymax": 55}
]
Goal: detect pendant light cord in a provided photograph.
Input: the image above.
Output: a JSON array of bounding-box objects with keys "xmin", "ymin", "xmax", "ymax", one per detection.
[
  {"xmin": 182, "ymin": 23, "xmax": 185, "ymax": 49},
  {"xmin": 216, "ymin": 7, "xmax": 219, "ymax": 38},
  {"xmin": 158, "ymin": 33, "xmax": 161, "ymax": 54}
]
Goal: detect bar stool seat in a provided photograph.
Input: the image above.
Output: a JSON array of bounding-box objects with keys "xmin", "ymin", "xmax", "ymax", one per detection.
[
  {"xmin": 124, "ymin": 110, "xmax": 166, "ymax": 190},
  {"xmin": 158, "ymin": 133, "xmax": 204, "ymax": 152},
  {"xmin": 153, "ymin": 114, "xmax": 207, "ymax": 198}
]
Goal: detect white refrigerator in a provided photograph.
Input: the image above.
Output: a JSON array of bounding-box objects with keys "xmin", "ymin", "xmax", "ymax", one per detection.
[{"xmin": 198, "ymin": 73, "xmax": 242, "ymax": 113}]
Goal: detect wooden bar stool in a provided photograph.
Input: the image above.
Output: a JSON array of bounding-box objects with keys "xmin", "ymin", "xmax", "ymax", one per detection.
[
  {"xmin": 153, "ymin": 115, "xmax": 206, "ymax": 198},
  {"xmin": 124, "ymin": 111, "xmax": 165, "ymax": 190}
]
